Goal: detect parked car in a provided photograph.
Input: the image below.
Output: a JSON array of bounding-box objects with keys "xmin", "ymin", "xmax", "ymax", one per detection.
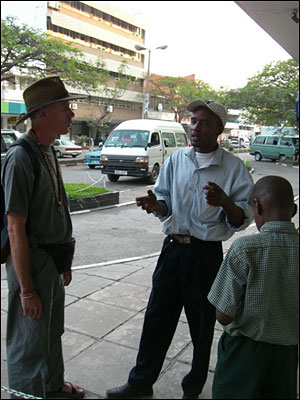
[
  {"xmin": 249, "ymin": 135, "xmax": 299, "ymax": 161},
  {"xmin": 228, "ymin": 138, "xmax": 239, "ymax": 148},
  {"xmin": 1, "ymin": 129, "xmax": 21, "ymax": 162},
  {"xmin": 53, "ymin": 139, "xmax": 82, "ymax": 158},
  {"xmin": 84, "ymin": 148, "xmax": 102, "ymax": 168}
]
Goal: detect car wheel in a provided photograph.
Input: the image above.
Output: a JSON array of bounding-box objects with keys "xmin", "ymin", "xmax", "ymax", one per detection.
[
  {"xmin": 88, "ymin": 165, "xmax": 96, "ymax": 169},
  {"xmin": 254, "ymin": 152, "xmax": 262, "ymax": 161},
  {"xmin": 147, "ymin": 164, "xmax": 160, "ymax": 184},
  {"xmin": 108, "ymin": 174, "xmax": 119, "ymax": 182},
  {"xmin": 278, "ymin": 154, "xmax": 286, "ymax": 161},
  {"xmin": 56, "ymin": 150, "xmax": 62, "ymax": 158}
]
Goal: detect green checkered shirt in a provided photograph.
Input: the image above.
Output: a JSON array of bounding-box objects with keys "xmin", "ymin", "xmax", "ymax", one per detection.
[{"xmin": 208, "ymin": 221, "xmax": 299, "ymax": 345}]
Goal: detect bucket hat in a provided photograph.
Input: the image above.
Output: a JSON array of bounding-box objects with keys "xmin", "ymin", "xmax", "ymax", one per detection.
[
  {"xmin": 187, "ymin": 100, "xmax": 227, "ymax": 129},
  {"xmin": 16, "ymin": 76, "xmax": 86, "ymax": 125}
]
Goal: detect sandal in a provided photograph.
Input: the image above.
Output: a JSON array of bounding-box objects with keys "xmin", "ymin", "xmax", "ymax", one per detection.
[{"xmin": 46, "ymin": 382, "xmax": 85, "ymax": 399}]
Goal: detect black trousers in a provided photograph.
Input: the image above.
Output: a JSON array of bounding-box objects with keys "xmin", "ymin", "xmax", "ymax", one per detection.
[{"xmin": 128, "ymin": 235, "xmax": 223, "ymax": 395}]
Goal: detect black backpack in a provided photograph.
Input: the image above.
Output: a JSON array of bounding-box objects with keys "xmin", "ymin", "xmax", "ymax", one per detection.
[{"xmin": 1, "ymin": 138, "xmax": 40, "ymax": 263}]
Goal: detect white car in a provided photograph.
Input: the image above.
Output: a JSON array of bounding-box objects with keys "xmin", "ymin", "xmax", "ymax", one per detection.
[
  {"xmin": 53, "ymin": 139, "xmax": 82, "ymax": 158},
  {"xmin": 228, "ymin": 138, "xmax": 239, "ymax": 148}
]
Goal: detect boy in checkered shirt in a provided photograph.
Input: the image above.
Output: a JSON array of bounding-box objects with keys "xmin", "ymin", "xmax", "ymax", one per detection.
[{"xmin": 208, "ymin": 175, "xmax": 299, "ymax": 399}]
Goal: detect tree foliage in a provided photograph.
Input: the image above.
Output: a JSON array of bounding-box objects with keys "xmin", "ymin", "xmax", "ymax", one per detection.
[
  {"xmin": 85, "ymin": 61, "xmax": 132, "ymax": 128},
  {"xmin": 150, "ymin": 76, "xmax": 217, "ymax": 122},
  {"xmin": 221, "ymin": 59, "xmax": 299, "ymax": 127}
]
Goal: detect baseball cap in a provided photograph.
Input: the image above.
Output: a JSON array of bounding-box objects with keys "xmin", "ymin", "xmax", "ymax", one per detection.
[{"xmin": 187, "ymin": 100, "xmax": 227, "ymax": 129}]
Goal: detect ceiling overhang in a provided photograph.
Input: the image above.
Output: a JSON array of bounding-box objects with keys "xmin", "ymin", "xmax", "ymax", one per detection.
[{"xmin": 235, "ymin": 1, "xmax": 299, "ymax": 62}]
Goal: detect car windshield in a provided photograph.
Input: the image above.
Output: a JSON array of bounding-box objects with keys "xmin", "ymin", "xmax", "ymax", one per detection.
[
  {"xmin": 104, "ymin": 130, "xmax": 150, "ymax": 148},
  {"xmin": 2, "ymin": 134, "xmax": 16, "ymax": 146},
  {"xmin": 60, "ymin": 140, "xmax": 76, "ymax": 146}
]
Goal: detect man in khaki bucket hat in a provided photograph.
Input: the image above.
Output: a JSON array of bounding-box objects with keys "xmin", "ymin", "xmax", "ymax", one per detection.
[
  {"xmin": 2, "ymin": 76, "xmax": 86, "ymax": 399},
  {"xmin": 16, "ymin": 75, "xmax": 85, "ymax": 125}
]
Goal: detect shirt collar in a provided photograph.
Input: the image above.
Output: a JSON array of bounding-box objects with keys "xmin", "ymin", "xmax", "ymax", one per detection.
[
  {"xmin": 260, "ymin": 221, "xmax": 298, "ymax": 234},
  {"xmin": 185, "ymin": 145, "xmax": 223, "ymax": 167}
]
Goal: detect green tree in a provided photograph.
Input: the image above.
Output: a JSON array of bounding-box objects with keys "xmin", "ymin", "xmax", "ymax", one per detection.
[
  {"xmin": 221, "ymin": 59, "xmax": 299, "ymax": 127},
  {"xmin": 151, "ymin": 76, "xmax": 217, "ymax": 122},
  {"xmin": 85, "ymin": 61, "xmax": 131, "ymax": 129}
]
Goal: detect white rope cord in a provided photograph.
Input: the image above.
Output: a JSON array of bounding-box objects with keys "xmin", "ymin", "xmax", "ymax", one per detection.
[{"xmin": 69, "ymin": 172, "xmax": 107, "ymax": 192}]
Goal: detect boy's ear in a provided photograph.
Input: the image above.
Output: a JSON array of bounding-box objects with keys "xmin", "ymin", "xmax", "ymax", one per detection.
[
  {"xmin": 292, "ymin": 203, "xmax": 297, "ymax": 218},
  {"xmin": 253, "ymin": 198, "xmax": 263, "ymax": 215}
]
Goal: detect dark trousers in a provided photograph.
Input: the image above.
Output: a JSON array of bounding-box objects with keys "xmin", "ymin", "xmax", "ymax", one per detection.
[
  {"xmin": 128, "ymin": 236, "xmax": 223, "ymax": 395},
  {"xmin": 212, "ymin": 332, "xmax": 298, "ymax": 399}
]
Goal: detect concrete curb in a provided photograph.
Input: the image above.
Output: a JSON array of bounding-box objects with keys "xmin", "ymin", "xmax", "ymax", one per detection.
[{"xmin": 69, "ymin": 191, "xmax": 119, "ymax": 212}]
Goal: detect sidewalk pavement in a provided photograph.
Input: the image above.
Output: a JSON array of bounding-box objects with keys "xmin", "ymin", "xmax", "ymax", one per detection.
[{"xmin": 1, "ymin": 207, "xmax": 299, "ymax": 399}]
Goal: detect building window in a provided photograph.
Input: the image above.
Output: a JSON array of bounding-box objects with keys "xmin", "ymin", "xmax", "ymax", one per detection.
[{"xmin": 60, "ymin": 1, "xmax": 145, "ymax": 38}]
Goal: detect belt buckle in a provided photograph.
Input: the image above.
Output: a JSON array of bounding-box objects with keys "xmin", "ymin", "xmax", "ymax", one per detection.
[{"xmin": 182, "ymin": 236, "xmax": 191, "ymax": 245}]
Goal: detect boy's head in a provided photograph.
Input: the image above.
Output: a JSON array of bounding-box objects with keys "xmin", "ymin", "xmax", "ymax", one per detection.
[{"xmin": 252, "ymin": 176, "xmax": 297, "ymax": 231}]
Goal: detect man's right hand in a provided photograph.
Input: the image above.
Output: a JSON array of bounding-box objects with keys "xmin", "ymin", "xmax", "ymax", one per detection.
[
  {"xmin": 136, "ymin": 190, "xmax": 159, "ymax": 214},
  {"xmin": 20, "ymin": 291, "xmax": 43, "ymax": 319}
]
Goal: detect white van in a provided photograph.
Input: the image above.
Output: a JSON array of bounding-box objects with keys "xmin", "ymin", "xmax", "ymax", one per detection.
[{"xmin": 100, "ymin": 119, "xmax": 188, "ymax": 183}]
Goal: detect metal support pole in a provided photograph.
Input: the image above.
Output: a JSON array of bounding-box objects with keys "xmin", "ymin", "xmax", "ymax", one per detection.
[{"xmin": 144, "ymin": 49, "xmax": 151, "ymax": 119}]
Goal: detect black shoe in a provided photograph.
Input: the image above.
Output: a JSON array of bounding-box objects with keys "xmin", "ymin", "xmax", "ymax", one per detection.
[
  {"xmin": 182, "ymin": 394, "xmax": 199, "ymax": 399},
  {"xmin": 106, "ymin": 383, "xmax": 153, "ymax": 399}
]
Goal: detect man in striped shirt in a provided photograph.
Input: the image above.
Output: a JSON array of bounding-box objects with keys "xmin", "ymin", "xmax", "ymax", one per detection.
[{"xmin": 208, "ymin": 175, "xmax": 299, "ymax": 399}]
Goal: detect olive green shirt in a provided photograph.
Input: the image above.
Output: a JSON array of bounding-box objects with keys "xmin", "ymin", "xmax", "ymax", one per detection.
[{"xmin": 1, "ymin": 134, "xmax": 72, "ymax": 246}]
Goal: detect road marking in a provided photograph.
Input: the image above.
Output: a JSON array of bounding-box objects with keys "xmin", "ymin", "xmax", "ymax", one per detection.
[
  {"xmin": 72, "ymin": 252, "xmax": 160, "ymax": 271},
  {"xmin": 71, "ymin": 201, "xmax": 136, "ymax": 215}
]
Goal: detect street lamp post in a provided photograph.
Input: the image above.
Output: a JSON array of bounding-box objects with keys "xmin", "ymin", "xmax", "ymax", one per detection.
[{"xmin": 135, "ymin": 44, "xmax": 168, "ymax": 119}]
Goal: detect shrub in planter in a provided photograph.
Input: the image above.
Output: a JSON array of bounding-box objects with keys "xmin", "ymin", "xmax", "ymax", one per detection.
[{"xmin": 65, "ymin": 183, "xmax": 119, "ymax": 211}]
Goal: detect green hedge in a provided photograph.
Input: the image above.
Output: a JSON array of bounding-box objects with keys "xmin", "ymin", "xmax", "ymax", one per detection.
[{"xmin": 65, "ymin": 183, "xmax": 112, "ymax": 199}]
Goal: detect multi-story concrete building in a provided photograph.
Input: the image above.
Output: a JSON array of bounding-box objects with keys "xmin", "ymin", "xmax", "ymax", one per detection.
[{"xmin": 2, "ymin": 1, "xmax": 148, "ymax": 144}]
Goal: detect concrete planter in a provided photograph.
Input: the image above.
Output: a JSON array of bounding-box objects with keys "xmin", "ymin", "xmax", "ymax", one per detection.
[{"xmin": 69, "ymin": 191, "xmax": 119, "ymax": 212}]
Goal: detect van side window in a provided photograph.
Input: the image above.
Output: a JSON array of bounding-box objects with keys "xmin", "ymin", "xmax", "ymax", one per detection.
[
  {"xmin": 280, "ymin": 138, "xmax": 291, "ymax": 146},
  {"xmin": 175, "ymin": 132, "xmax": 187, "ymax": 147},
  {"xmin": 150, "ymin": 132, "xmax": 160, "ymax": 146},
  {"xmin": 255, "ymin": 136, "xmax": 265, "ymax": 144},
  {"xmin": 162, "ymin": 132, "xmax": 176, "ymax": 148},
  {"xmin": 266, "ymin": 137, "xmax": 278, "ymax": 145}
]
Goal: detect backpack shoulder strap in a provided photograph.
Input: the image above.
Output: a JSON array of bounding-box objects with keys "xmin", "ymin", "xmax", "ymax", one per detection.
[{"xmin": 9, "ymin": 138, "xmax": 41, "ymax": 178}]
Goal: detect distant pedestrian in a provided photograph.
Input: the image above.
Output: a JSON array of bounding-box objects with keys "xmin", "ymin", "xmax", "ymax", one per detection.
[
  {"xmin": 104, "ymin": 131, "xmax": 109, "ymax": 142},
  {"xmin": 208, "ymin": 175, "xmax": 299, "ymax": 399},
  {"xmin": 1, "ymin": 76, "xmax": 85, "ymax": 399},
  {"xmin": 106, "ymin": 100, "xmax": 254, "ymax": 399}
]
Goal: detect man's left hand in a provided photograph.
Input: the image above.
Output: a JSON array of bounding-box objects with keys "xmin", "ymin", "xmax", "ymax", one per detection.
[{"xmin": 63, "ymin": 270, "xmax": 72, "ymax": 286}]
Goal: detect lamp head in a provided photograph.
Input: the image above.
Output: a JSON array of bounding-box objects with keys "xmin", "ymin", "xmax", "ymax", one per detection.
[
  {"xmin": 156, "ymin": 45, "xmax": 168, "ymax": 50},
  {"xmin": 135, "ymin": 44, "xmax": 147, "ymax": 51}
]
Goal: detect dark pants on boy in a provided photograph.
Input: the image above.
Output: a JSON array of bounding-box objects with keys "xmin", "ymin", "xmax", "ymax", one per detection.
[
  {"xmin": 128, "ymin": 235, "xmax": 223, "ymax": 396},
  {"xmin": 213, "ymin": 332, "xmax": 298, "ymax": 399}
]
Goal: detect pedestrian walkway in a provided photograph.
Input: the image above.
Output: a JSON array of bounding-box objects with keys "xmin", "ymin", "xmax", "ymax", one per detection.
[
  {"xmin": 0, "ymin": 224, "xmax": 257, "ymax": 399},
  {"xmin": 1, "ymin": 214, "xmax": 298, "ymax": 399}
]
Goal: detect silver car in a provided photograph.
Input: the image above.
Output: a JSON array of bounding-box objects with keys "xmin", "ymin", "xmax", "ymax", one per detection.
[{"xmin": 53, "ymin": 139, "xmax": 82, "ymax": 158}]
